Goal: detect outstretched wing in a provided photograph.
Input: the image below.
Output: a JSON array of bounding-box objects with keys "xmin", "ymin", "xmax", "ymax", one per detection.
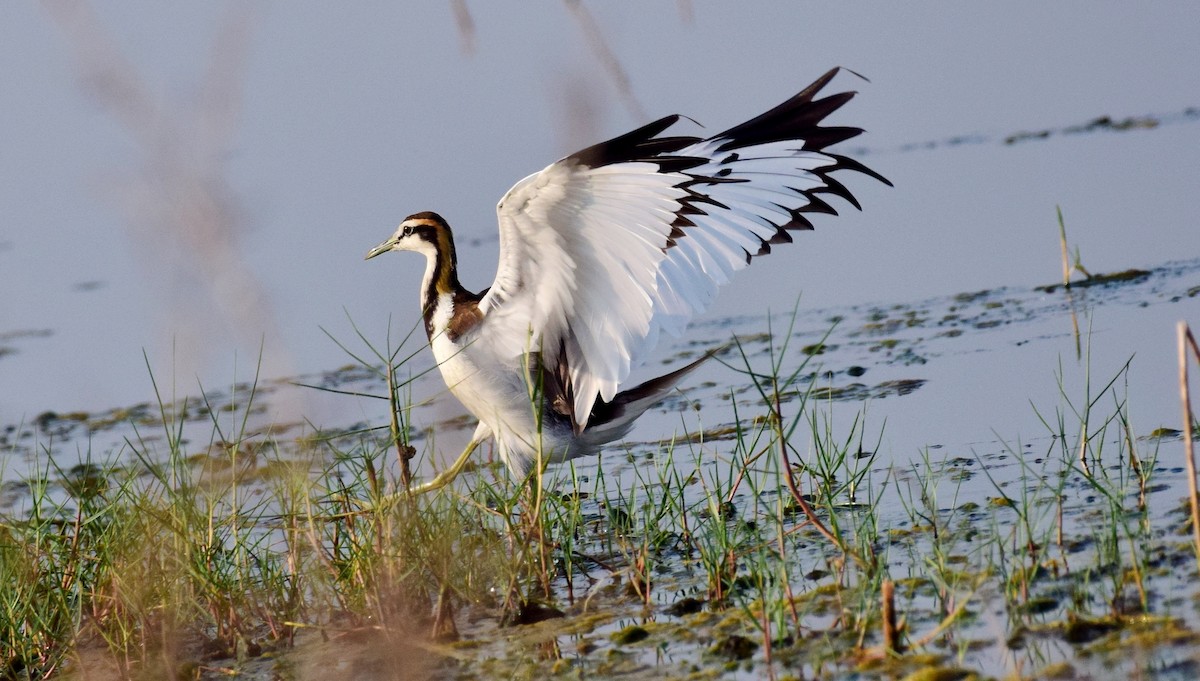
[{"xmin": 476, "ymin": 67, "xmax": 889, "ymax": 431}]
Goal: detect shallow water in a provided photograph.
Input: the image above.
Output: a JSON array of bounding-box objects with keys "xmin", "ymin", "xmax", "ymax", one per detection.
[
  {"xmin": 7, "ymin": 256, "xmax": 1195, "ymax": 483},
  {"xmin": 4, "ymin": 249, "xmax": 1198, "ymax": 678}
]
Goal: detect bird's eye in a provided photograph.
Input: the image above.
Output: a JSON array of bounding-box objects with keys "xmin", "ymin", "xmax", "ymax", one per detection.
[{"xmin": 402, "ymin": 226, "xmax": 413, "ymax": 237}]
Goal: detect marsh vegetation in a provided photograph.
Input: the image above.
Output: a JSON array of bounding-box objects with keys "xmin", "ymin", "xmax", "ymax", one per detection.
[{"xmin": 4, "ymin": 260, "xmax": 1199, "ymax": 680}]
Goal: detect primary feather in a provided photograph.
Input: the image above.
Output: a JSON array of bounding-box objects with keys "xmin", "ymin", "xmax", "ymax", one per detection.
[{"xmin": 482, "ymin": 68, "xmax": 888, "ymax": 429}]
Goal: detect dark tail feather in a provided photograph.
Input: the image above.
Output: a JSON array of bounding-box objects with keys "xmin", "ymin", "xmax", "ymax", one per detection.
[{"xmin": 582, "ymin": 347, "xmax": 722, "ymax": 445}]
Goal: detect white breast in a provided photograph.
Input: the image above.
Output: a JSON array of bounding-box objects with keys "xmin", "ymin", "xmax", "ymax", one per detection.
[{"xmin": 428, "ymin": 294, "xmax": 584, "ymax": 477}]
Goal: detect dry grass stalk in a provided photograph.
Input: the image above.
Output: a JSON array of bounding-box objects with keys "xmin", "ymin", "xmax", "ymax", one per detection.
[
  {"xmin": 774, "ymin": 396, "xmax": 843, "ymax": 556},
  {"xmin": 1055, "ymin": 208, "xmax": 1086, "ymax": 361},
  {"xmin": 450, "ymin": 0, "xmax": 475, "ymax": 54},
  {"xmin": 563, "ymin": 0, "xmax": 648, "ymax": 121},
  {"xmin": 1057, "ymin": 206, "xmax": 1072, "ymax": 290},
  {"xmin": 1179, "ymin": 322, "xmax": 1200, "ymax": 575},
  {"xmin": 881, "ymin": 579, "xmax": 900, "ymax": 654},
  {"xmin": 386, "ymin": 366, "xmax": 414, "ymax": 491}
]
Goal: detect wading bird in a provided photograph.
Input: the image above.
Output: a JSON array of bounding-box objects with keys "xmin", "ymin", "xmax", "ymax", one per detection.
[{"xmin": 366, "ymin": 68, "xmax": 888, "ymax": 493}]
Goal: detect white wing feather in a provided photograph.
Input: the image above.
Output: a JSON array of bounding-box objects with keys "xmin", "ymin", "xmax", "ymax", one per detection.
[
  {"xmin": 483, "ymin": 163, "xmax": 689, "ymax": 411},
  {"xmin": 476, "ymin": 69, "xmax": 886, "ymax": 428}
]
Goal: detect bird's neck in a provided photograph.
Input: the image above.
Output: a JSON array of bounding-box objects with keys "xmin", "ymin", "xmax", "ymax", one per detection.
[{"xmin": 419, "ymin": 245, "xmax": 468, "ymax": 340}]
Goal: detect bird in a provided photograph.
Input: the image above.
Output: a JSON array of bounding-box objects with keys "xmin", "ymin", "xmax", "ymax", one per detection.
[{"xmin": 366, "ymin": 67, "xmax": 889, "ymax": 494}]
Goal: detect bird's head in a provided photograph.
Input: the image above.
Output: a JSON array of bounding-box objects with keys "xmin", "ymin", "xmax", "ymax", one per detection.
[{"xmin": 365, "ymin": 211, "xmax": 453, "ymax": 261}]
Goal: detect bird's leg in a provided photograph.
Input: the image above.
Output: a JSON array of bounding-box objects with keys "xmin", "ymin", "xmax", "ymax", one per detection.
[
  {"xmin": 367, "ymin": 425, "xmax": 490, "ymax": 510},
  {"xmin": 404, "ymin": 435, "xmax": 483, "ymax": 495}
]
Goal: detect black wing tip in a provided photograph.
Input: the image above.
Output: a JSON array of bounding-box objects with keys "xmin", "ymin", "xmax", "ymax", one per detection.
[
  {"xmin": 567, "ymin": 67, "xmax": 888, "ymax": 268},
  {"xmin": 564, "ymin": 66, "xmax": 884, "ymax": 178},
  {"xmin": 832, "ymin": 154, "xmax": 894, "ymax": 187},
  {"xmin": 667, "ymin": 68, "xmax": 888, "ymax": 266},
  {"xmin": 710, "ymin": 67, "xmax": 874, "ymax": 154},
  {"xmin": 563, "ymin": 67, "xmax": 877, "ymax": 172},
  {"xmin": 567, "ymin": 114, "xmax": 702, "ymax": 170}
]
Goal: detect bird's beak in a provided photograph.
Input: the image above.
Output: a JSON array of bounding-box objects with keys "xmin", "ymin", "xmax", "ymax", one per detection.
[{"xmin": 364, "ymin": 238, "xmax": 395, "ymax": 260}]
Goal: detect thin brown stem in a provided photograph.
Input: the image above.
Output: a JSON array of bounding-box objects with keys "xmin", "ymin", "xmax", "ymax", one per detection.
[
  {"xmin": 1178, "ymin": 322, "xmax": 1200, "ymax": 576},
  {"xmin": 562, "ymin": 0, "xmax": 648, "ymax": 121},
  {"xmin": 760, "ymin": 596, "xmax": 776, "ymax": 680},
  {"xmin": 773, "ymin": 388, "xmax": 851, "ymax": 563},
  {"xmin": 881, "ymin": 579, "xmax": 900, "ymax": 654},
  {"xmin": 449, "ymin": 0, "xmax": 475, "ymax": 54},
  {"xmin": 386, "ymin": 365, "xmax": 413, "ymax": 491},
  {"xmin": 1057, "ymin": 206, "xmax": 1071, "ymax": 290}
]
